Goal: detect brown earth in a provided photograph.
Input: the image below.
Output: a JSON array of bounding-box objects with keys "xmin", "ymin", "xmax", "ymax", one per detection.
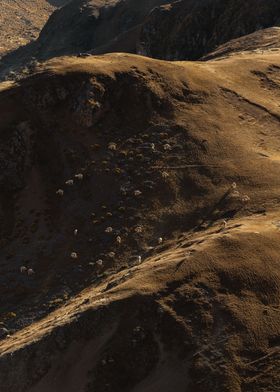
[
  {"xmin": 0, "ymin": 28, "xmax": 280, "ymax": 390},
  {"xmin": 0, "ymin": 0, "xmax": 68, "ymax": 57}
]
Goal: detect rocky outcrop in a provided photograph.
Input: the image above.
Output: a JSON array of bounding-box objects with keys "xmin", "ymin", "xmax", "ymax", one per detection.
[{"xmin": 138, "ymin": 0, "xmax": 280, "ymax": 60}]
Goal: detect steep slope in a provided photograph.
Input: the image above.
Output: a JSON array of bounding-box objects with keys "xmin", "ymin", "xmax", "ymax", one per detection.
[
  {"xmin": 138, "ymin": 0, "xmax": 280, "ymax": 60},
  {"xmin": 1, "ymin": 211, "xmax": 280, "ymax": 392},
  {"xmin": 0, "ymin": 0, "xmax": 69, "ymax": 57},
  {"xmin": 35, "ymin": 0, "xmax": 175, "ymax": 58},
  {"xmin": 202, "ymin": 26, "xmax": 280, "ymax": 60},
  {"xmin": 0, "ymin": 0, "xmax": 176, "ymax": 81},
  {"xmin": 1, "ymin": 41, "xmax": 280, "ymax": 390}
]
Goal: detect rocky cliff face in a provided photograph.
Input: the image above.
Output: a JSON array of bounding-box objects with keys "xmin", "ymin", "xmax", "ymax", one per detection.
[{"xmin": 138, "ymin": 0, "xmax": 280, "ymax": 60}]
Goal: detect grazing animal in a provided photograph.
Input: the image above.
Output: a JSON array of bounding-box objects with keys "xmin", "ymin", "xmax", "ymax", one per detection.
[
  {"xmin": 20, "ymin": 266, "xmax": 27, "ymax": 273},
  {"xmin": 230, "ymin": 190, "xmax": 240, "ymax": 198},
  {"xmin": 96, "ymin": 259, "xmax": 103, "ymax": 266},
  {"xmin": 74, "ymin": 229, "xmax": 78, "ymax": 236},
  {"xmin": 134, "ymin": 190, "xmax": 142, "ymax": 197},
  {"xmin": 27, "ymin": 268, "xmax": 35, "ymax": 276},
  {"xmin": 71, "ymin": 252, "xmax": 78, "ymax": 259},
  {"xmin": 116, "ymin": 236, "xmax": 122, "ymax": 244},
  {"xmin": 158, "ymin": 237, "xmax": 163, "ymax": 244},
  {"xmin": 137, "ymin": 256, "xmax": 142, "ymax": 264},
  {"xmin": 65, "ymin": 180, "xmax": 74, "ymax": 186},
  {"xmin": 105, "ymin": 227, "xmax": 113, "ymax": 233},
  {"xmin": 56, "ymin": 189, "xmax": 64, "ymax": 196},
  {"xmin": 74, "ymin": 173, "xmax": 84, "ymax": 180},
  {"xmin": 108, "ymin": 143, "xmax": 117, "ymax": 151}
]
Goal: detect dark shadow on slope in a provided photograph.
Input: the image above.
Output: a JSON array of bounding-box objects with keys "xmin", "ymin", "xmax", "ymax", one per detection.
[
  {"xmin": 47, "ymin": 0, "xmax": 70, "ymax": 6},
  {"xmin": 0, "ymin": 41, "xmax": 38, "ymax": 79}
]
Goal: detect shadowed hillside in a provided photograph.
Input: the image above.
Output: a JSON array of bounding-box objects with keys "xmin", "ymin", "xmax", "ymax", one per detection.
[
  {"xmin": 138, "ymin": 0, "xmax": 280, "ymax": 60},
  {"xmin": 1, "ymin": 34, "xmax": 280, "ymax": 389}
]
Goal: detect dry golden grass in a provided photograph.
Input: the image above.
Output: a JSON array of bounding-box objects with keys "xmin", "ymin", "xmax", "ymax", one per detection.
[{"xmin": 1, "ymin": 37, "xmax": 280, "ymax": 391}]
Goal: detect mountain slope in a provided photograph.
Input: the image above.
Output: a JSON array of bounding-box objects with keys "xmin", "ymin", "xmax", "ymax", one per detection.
[
  {"xmin": 1, "ymin": 36, "xmax": 280, "ymax": 390},
  {"xmin": 26, "ymin": 0, "xmax": 280, "ymax": 60},
  {"xmin": 0, "ymin": 0, "xmax": 70, "ymax": 57},
  {"xmin": 202, "ymin": 26, "xmax": 280, "ymax": 60},
  {"xmin": 138, "ymin": 0, "xmax": 280, "ymax": 60},
  {"xmin": 36, "ymin": 0, "xmax": 174, "ymax": 58}
]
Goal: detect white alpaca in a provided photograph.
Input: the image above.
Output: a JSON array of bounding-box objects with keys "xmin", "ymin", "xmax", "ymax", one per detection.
[
  {"xmin": 96, "ymin": 259, "xmax": 103, "ymax": 266},
  {"xmin": 65, "ymin": 180, "xmax": 74, "ymax": 186},
  {"xmin": 27, "ymin": 268, "xmax": 35, "ymax": 276},
  {"xmin": 116, "ymin": 236, "xmax": 122, "ymax": 244},
  {"xmin": 20, "ymin": 266, "xmax": 27, "ymax": 273},
  {"xmin": 105, "ymin": 227, "xmax": 113, "ymax": 233},
  {"xmin": 134, "ymin": 190, "xmax": 142, "ymax": 197},
  {"xmin": 74, "ymin": 173, "xmax": 84, "ymax": 180},
  {"xmin": 108, "ymin": 143, "xmax": 117, "ymax": 151},
  {"xmin": 71, "ymin": 252, "xmax": 78, "ymax": 259},
  {"xmin": 74, "ymin": 229, "xmax": 78, "ymax": 236},
  {"xmin": 230, "ymin": 190, "xmax": 240, "ymax": 198},
  {"xmin": 56, "ymin": 189, "xmax": 64, "ymax": 196},
  {"xmin": 158, "ymin": 237, "xmax": 163, "ymax": 244}
]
